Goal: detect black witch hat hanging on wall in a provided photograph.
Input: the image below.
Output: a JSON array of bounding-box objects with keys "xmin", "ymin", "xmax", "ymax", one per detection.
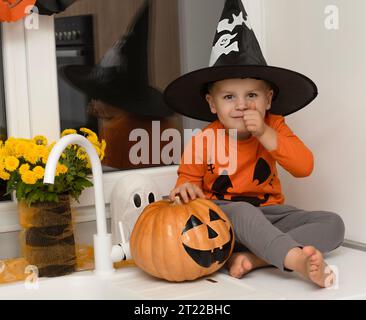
[
  {"xmin": 164, "ymin": 0, "xmax": 318, "ymax": 122},
  {"xmin": 60, "ymin": 0, "xmax": 173, "ymax": 118},
  {"xmin": 34, "ymin": 0, "xmax": 76, "ymax": 15}
]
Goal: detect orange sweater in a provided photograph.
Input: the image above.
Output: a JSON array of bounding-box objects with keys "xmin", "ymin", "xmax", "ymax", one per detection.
[{"xmin": 176, "ymin": 114, "xmax": 314, "ymax": 207}]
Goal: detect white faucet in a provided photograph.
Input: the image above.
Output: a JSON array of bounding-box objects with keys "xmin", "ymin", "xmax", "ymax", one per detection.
[{"xmin": 43, "ymin": 134, "xmax": 116, "ymax": 276}]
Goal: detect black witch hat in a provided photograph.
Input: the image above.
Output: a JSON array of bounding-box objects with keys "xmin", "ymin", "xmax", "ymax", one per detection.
[
  {"xmin": 35, "ymin": 0, "xmax": 76, "ymax": 15},
  {"xmin": 60, "ymin": 0, "xmax": 173, "ymax": 118},
  {"xmin": 164, "ymin": 0, "xmax": 317, "ymax": 122}
]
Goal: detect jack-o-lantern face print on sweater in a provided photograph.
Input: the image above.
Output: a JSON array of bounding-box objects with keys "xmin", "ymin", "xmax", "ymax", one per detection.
[{"xmin": 211, "ymin": 157, "xmax": 272, "ymax": 206}]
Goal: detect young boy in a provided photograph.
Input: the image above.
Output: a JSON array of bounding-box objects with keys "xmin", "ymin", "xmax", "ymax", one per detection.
[
  {"xmin": 164, "ymin": 0, "xmax": 345, "ymax": 288},
  {"xmin": 168, "ymin": 76, "xmax": 345, "ymax": 288}
]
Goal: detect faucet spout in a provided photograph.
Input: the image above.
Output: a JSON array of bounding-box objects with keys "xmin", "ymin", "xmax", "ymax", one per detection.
[{"xmin": 44, "ymin": 134, "xmax": 114, "ymax": 275}]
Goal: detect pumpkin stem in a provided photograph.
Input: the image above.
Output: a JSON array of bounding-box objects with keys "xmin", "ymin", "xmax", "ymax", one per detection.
[{"xmin": 173, "ymin": 196, "xmax": 182, "ymax": 205}]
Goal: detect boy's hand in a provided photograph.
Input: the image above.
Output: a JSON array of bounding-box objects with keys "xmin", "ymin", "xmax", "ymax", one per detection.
[
  {"xmin": 169, "ymin": 182, "xmax": 206, "ymax": 203},
  {"xmin": 243, "ymin": 109, "xmax": 267, "ymax": 137}
]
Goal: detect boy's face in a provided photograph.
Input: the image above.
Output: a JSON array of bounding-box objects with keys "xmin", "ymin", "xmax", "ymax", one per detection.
[{"xmin": 205, "ymin": 78, "xmax": 273, "ymax": 138}]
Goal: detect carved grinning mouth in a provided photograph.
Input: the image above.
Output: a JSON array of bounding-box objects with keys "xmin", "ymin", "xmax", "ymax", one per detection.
[{"xmin": 182, "ymin": 228, "xmax": 233, "ymax": 268}]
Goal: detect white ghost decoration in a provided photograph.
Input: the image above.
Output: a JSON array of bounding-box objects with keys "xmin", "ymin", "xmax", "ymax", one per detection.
[{"xmin": 110, "ymin": 173, "xmax": 162, "ymax": 245}]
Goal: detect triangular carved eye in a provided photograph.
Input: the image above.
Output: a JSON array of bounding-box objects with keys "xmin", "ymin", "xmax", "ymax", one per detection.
[
  {"xmin": 209, "ymin": 209, "xmax": 224, "ymax": 222},
  {"xmin": 181, "ymin": 215, "xmax": 203, "ymax": 234}
]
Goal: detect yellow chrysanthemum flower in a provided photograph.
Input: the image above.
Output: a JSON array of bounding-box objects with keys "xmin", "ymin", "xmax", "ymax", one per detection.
[
  {"xmin": 32, "ymin": 135, "xmax": 48, "ymax": 146},
  {"xmin": 19, "ymin": 163, "xmax": 30, "ymax": 175},
  {"xmin": 100, "ymin": 139, "xmax": 106, "ymax": 152},
  {"xmin": 21, "ymin": 171, "xmax": 38, "ymax": 185},
  {"xmin": 14, "ymin": 141, "xmax": 28, "ymax": 158},
  {"xmin": 87, "ymin": 134, "xmax": 99, "ymax": 146},
  {"xmin": 0, "ymin": 147, "xmax": 9, "ymax": 158},
  {"xmin": 55, "ymin": 164, "xmax": 68, "ymax": 176},
  {"xmin": 100, "ymin": 139, "xmax": 106, "ymax": 160},
  {"xmin": 0, "ymin": 170, "xmax": 10, "ymax": 180},
  {"xmin": 23, "ymin": 145, "xmax": 39, "ymax": 164},
  {"xmin": 76, "ymin": 148, "xmax": 88, "ymax": 160},
  {"xmin": 61, "ymin": 129, "xmax": 77, "ymax": 137},
  {"xmin": 42, "ymin": 141, "xmax": 55, "ymax": 164},
  {"xmin": 35, "ymin": 145, "xmax": 49, "ymax": 160},
  {"xmin": 80, "ymin": 127, "xmax": 97, "ymax": 138},
  {"xmin": 33, "ymin": 166, "xmax": 45, "ymax": 179},
  {"xmin": 4, "ymin": 156, "xmax": 19, "ymax": 172},
  {"xmin": 4, "ymin": 137, "xmax": 17, "ymax": 155},
  {"xmin": 41, "ymin": 154, "xmax": 49, "ymax": 165}
]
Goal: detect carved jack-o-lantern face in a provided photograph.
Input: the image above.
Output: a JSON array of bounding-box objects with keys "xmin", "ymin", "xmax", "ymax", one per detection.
[
  {"xmin": 130, "ymin": 198, "xmax": 235, "ymax": 282},
  {"xmin": 181, "ymin": 208, "xmax": 233, "ymax": 268}
]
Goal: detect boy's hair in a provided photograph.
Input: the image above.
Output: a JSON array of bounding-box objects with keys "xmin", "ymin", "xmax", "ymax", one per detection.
[{"xmin": 202, "ymin": 77, "xmax": 279, "ymax": 101}]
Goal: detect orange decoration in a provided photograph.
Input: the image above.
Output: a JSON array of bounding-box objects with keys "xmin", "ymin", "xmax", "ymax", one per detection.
[
  {"xmin": 130, "ymin": 197, "xmax": 235, "ymax": 282},
  {"xmin": 0, "ymin": 0, "xmax": 36, "ymax": 22}
]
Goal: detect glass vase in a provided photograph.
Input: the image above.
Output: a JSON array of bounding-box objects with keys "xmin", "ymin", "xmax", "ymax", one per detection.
[{"xmin": 18, "ymin": 194, "xmax": 77, "ymax": 277}]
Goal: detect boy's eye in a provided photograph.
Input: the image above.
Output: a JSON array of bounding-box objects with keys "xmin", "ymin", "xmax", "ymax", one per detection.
[
  {"xmin": 248, "ymin": 92, "xmax": 258, "ymax": 98},
  {"xmin": 223, "ymin": 95, "xmax": 234, "ymax": 100}
]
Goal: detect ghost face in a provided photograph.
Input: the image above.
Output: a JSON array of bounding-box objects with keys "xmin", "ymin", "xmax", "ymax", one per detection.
[{"xmin": 111, "ymin": 173, "xmax": 162, "ymax": 244}]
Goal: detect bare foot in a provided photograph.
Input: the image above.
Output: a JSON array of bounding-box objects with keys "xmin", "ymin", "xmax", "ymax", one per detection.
[
  {"xmin": 225, "ymin": 252, "xmax": 269, "ymax": 279},
  {"xmin": 285, "ymin": 246, "xmax": 335, "ymax": 288},
  {"xmin": 302, "ymin": 246, "xmax": 335, "ymax": 288}
]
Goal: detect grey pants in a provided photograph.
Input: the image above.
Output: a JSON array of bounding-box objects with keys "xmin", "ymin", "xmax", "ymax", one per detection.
[{"xmin": 214, "ymin": 201, "xmax": 345, "ymax": 272}]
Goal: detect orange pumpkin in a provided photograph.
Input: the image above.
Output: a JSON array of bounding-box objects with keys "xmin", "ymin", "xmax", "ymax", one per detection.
[
  {"xmin": 130, "ymin": 197, "xmax": 235, "ymax": 282},
  {"xmin": 0, "ymin": 0, "xmax": 36, "ymax": 22}
]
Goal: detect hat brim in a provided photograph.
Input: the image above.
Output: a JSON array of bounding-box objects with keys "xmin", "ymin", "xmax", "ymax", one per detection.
[
  {"xmin": 60, "ymin": 65, "xmax": 174, "ymax": 118},
  {"xmin": 163, "ymin": 65, "xmax": 318, "ymax": 121}
]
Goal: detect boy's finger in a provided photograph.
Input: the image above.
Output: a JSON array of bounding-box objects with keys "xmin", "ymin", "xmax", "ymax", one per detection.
[
  {"xmin": 187, "ymin": 186, "xmax": 197, "ymax": 200},
  {"xmin": 180, "ymin": 189, "xmax": 189, "ymax": 203},
  {"xmin": 169, "ymin": 188, "xmax": 178, "ymax": 200}
]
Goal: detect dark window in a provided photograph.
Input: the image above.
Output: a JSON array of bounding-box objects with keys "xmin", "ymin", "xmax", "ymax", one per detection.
[{"xmin": 55, "ymin": 0, "xmax": 183, "ymax": 173}]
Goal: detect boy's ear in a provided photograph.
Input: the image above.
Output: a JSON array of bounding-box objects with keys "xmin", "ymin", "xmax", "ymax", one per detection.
[
  {"xmin": 266, "ymin": 90, "xmax": 274, "ymax": 110},
  {"xmin": 205, "ymin": 94, "xmax": 217, "ymax": 114}
]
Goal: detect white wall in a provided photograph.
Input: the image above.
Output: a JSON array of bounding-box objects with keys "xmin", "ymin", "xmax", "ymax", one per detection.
[{"xmin": 263, "ymin": 0, "xmax": 365, "ymax": 243}]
